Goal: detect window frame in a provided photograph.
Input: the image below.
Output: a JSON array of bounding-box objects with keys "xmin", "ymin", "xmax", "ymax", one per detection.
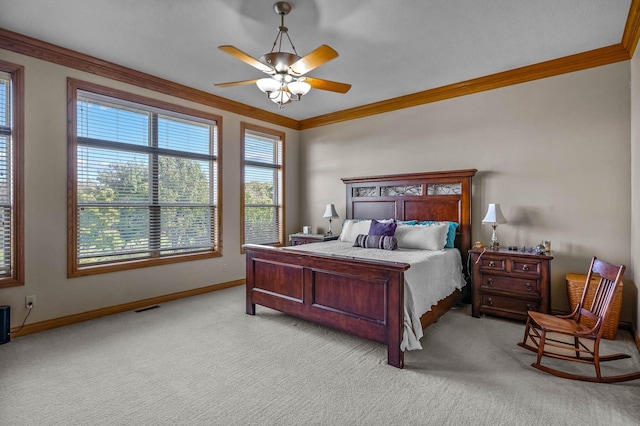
[
  {"xmin": 67, "ymin": 79, "xmax": 222, "ymax": 277},
  {"xmin": 241, "ymin": 122, "xmax": 285, "ymax": 251},
  {"xmin": 0, "ymin": 61, "xmax": 24, "ymax": 288}
]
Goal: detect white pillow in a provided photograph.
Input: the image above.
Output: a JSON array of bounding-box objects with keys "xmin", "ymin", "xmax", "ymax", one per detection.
[
  {"xmin": 339, "ymin": 220, "xmax": 372, "ymax": 242},
  {"xmin": 394, "ymin": 223, "xmax": 448, "ymax": 250}
]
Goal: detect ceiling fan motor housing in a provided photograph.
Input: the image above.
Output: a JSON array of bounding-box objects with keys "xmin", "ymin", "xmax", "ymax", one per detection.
[{"xmin": 260, "ymin": 52, "xmax": 301, "ymax": 75}]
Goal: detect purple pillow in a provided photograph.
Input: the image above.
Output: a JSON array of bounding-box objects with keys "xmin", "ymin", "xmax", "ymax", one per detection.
[{"xmin": 368, "ymin": 219, "xmax": 397, "ymax": 237}]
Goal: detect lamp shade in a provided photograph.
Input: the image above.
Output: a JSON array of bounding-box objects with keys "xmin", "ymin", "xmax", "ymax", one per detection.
[
  {"xmin": 322, "ymin": 204, "xmax": 339, "ymax": 219},
  {"xmin": 288, "ymin": 80, "xmax": 311, "ymax": 96},
  {"xmin": 256, "ymin": 78, "xmax": 281, "ymax": 94},
  {"xmin": 482, "ymin": 203, "xmax": 507, "ymax": 224}
]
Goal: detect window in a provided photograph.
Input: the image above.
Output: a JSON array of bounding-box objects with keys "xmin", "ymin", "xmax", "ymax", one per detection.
[
  {"xmin": 68, "ymin": 80, "xmax": 221, "ymax": 276},
  {"xmin": 241, "ymin": 123, "xmax": 285, "ymax": 248},
  {"xmin": 0, "ymin": 61, "xmax": 24, "ymax": 288}
]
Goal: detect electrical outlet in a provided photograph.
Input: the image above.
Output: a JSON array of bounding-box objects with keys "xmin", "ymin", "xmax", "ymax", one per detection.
[
  {"xmin": 25, "ymin": 295, "xmax": 36, "ymax": 308},
  {"xmin": 223, "ymin": 263, "xmax": 228, "ymax": 272}
]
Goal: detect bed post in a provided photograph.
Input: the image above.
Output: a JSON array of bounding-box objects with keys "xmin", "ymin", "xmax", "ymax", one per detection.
[
  {"xmin": 387, "ymin": 269, "xmax": 405, "ymax": 368},
  {"xmin": 245, "ymin": 249, "xmax": 256, "ymax": 315}
]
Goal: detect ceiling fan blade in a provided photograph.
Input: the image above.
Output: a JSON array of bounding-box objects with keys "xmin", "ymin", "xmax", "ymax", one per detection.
[
  {"xmin": 214, "ymin": 79, "xmax": 259, "ymax": 88},
  {"xmin": 218, "ymin": 45, "xmax": 273, "ymax": 74},
  {"xmin": 303, "ymin": 77, "xmax": 351, "ymax": 94},
  {"xmin": 289, "ymin": 45, "xmax": 338, "ymax": 76}
]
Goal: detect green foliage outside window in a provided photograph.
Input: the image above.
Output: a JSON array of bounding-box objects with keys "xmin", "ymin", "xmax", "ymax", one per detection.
[{"xmin": 78, "ymin": 156, "xmax": 211, "ymax": 263}]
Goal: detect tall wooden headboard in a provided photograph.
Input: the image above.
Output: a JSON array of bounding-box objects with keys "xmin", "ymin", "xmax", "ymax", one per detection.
[{"xmin": 342, "ymin": 169, "xmax": 477, "ymax": 264}]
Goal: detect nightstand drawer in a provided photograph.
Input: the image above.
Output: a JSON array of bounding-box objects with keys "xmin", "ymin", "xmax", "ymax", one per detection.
[
  {"xmin": 512, "ymin": 259, "xmax": 543, "ymax": 276},
  {"xmin": 481, "ymin": 294, "xmax": 540, "ymax": 315},
  {"xmin": 482, "ymin": 275, "xmax": 540, "ymax": 294},
  {"xmin": 479, "ymin": 257, "xmax": 506, "ymax": 272}
]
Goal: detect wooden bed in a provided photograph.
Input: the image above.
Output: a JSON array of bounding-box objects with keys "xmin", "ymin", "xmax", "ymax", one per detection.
[{"xmin": 244, "ymin": 169, "xmax": 477, "ymax": 368}]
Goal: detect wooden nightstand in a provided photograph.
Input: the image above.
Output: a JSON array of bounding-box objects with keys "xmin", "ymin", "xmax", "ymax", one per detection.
[
  {"xmin": 469, "ymin": 248, "xmax": 553, "ymax": 321},
  {"xmin": 289, "ymin": 233, "xmax": 339, "ymax": 246}
]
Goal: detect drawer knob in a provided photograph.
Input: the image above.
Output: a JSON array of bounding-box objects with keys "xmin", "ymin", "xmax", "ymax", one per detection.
[
  {"xmin": 524, "ymin": 282, "xmax": 532, "ymax": 291},
  {"xmin": 487, "ymin": 297, "xmax": 493, "ymax": 306},
  {"xmin": 522, "ymin": 265, "xmax": 529, "ymax": 271},
  {"xmin": 489, "ymin": 261, "xmax": 495, "ymax": 267},
  {"xmin": 487, "ymin": 278, "xmax": 493, "ymax": 287},
  {"xmin": 526, "ymin": 304, "xmax": 533, "ymax": 311}
]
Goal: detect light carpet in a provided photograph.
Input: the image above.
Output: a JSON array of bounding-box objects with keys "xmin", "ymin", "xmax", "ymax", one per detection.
[{"xmin": 0, "ymin": 285, "xmax": 638, "ymax": 426}]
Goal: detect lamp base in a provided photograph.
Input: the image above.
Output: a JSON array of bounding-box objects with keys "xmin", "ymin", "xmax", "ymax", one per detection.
[
  {"xmin": 490, "ymin": 225, "xmax": 499, "ymax": 250},
  {"xmin": 326, "ymin": 218, "xmax": 333, "ymax": 235}
]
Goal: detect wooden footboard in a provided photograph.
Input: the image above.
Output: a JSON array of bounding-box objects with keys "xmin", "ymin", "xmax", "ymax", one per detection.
[{"xmin": 245, "ymin": 244, "xmax": 410, "ymax": 368}]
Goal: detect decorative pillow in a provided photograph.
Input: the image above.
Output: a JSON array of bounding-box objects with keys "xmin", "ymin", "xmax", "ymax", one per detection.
[
  {"xmin": 368, "ymin": 219, "xmax": 397, "ymax": 237},
  {"xmin": 353, "ymin": 234, "xmax": 398, "ymax": 250},
  {"xmin": 394, "ymin": 222, "xmax": 448, "ymax": 250},
  {"xmin": 417, "ymin": 221, "xmax": 459, "ymax": 248},
  {"xmin": 339, "ymin": 220, "xmax": 372, "ymax": 242}
]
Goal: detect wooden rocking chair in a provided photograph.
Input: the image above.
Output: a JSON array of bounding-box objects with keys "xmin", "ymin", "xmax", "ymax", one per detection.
[{"xmin": 517, "ymin": 257, "xmax": 640, "ymax": 383}]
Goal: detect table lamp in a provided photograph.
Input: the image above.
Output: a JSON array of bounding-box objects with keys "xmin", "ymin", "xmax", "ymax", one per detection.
[
  {"xmin": 323, "ymin": 204, "xmax": 339, "ymax": 236},
  {"xmin": 482, "ymin": 203, "xmax": 507, "ymax": 250}
]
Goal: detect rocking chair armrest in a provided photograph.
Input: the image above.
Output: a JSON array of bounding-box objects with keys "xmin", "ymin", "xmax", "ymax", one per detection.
[
  {"xmin": 556, "ymin": 303, "xmax": 581, "ymax": 319},
  {"xmin": 579, "ymin": 317, "xmax": 604, "ymax": 336}
]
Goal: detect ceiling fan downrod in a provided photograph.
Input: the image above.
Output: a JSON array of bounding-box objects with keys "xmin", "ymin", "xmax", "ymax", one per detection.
[{"xmin": 271, "ymin": 2, "xmax": 297, "ymax": 56}]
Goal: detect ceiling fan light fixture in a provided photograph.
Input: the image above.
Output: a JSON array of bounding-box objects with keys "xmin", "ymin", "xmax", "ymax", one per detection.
[
  {"xmin": 288, "ymin": 80, "xmax": 311, "ymax": 97},
  {"xmin": 256, "ymin": 77, "xmax": 281, "ymax": 94},
  {"xmin": 269, "ymin": 90, "xmax": 292, "ymax": 107}
]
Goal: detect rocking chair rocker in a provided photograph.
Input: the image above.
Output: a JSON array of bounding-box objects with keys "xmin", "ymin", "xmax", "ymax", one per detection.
[{"xmin": 517, "ymin": 257, "xmax": 640, "ymax": 383}]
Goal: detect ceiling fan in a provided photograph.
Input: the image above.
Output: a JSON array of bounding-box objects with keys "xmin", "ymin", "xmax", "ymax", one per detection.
[{"xmin": 215, "ymin": 1, "xmax": 351, "ymax": 108}]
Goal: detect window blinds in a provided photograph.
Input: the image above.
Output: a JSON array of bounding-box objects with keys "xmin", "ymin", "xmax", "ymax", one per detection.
[
  {"xmin": 76, "ymin": 91, "xmax": 218, "ymax": 265},
  {"xmin": 244, "ymin": 130, "xmax": 283, "ymax": 245},
  {"xmin": 0, "ymin": 72, "xmax": 12, "ymax": 277}
]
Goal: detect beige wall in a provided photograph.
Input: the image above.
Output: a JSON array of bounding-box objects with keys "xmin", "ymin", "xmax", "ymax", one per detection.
[
  {"xmin": 300, "ymin": 62, "xmax": 636, "ymax": 322},
  {"xmin": 0, "ymin": 49, "xmax": 300, "ymax": 327},
  {"xmin": 632, "ymin": 51, "xmax": 640, "ymax": 335}
]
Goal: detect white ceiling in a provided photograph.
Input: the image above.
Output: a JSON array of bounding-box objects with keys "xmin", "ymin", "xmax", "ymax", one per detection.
[{"xmin": 0, "ymin": 0, "xmax": 632, "ymax": 121}]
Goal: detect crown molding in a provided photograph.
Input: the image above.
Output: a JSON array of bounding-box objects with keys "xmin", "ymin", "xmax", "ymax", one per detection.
[
  {"xmin": 299, "ymin": 44, "xmax": 630, "ymax": 129},
  {"xmin": 623, "ymin": 0, "xmax": 640, "ymax": 57}
]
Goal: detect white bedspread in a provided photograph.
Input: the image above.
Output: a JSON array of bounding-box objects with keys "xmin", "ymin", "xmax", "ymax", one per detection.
[{"xmin": 286, "ymin": 241, "xmax": 465, "ymax": 351}]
